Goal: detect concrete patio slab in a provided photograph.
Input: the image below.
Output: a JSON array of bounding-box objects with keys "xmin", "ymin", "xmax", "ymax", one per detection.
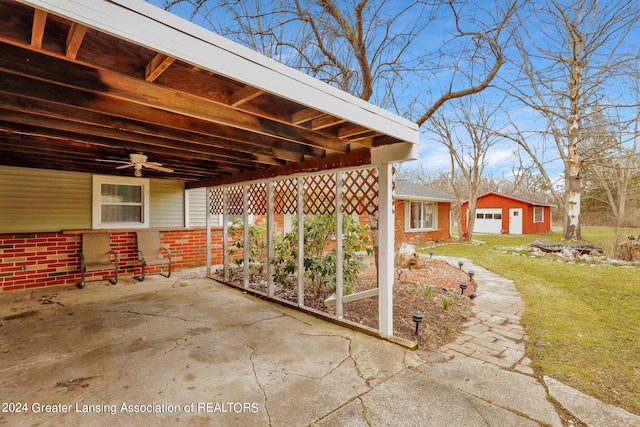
[
  {"xmin": 1, "ymin": 266, "xmax": 637, "ymax": 426},
  {"xmin": 420, "ymin": 357, "xmax": 562, "ymax": 427},
  {"xmin": 348, "ymin": 369, "xmax": 540, "ymax": 427},
  {"xmin": 544, "ymin": 376, "xmax": 640, "ymax": 427}
]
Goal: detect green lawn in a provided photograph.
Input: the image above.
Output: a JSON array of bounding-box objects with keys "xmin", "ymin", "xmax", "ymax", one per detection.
[{"xmin": 426, "ymin": 228, "xmax": 640, "ymax": 415}]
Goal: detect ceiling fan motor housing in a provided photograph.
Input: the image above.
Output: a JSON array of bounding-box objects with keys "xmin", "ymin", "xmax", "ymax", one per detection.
[{"xmin": 130, "ymin": 153, "xmax": 148, "ymax": 163}]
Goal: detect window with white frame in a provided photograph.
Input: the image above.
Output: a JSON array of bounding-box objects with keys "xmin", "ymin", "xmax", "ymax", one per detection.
[
  {"xmin": 534, "ymin": 206, "xmax": 544, "ymax": 223},
  {"xmin": 407, "ymin": 201, "xmax": 435, "ymax": 230},
  {"xmin": 92, "ymin": 175, "xmax": 150, "ymax": 229}
]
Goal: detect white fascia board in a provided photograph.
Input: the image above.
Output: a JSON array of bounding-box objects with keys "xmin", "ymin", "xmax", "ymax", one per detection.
[
  {"xmin": 397, "ymin": 196, "xmax": 455, "ymax": 203},
  {"xmin": 370, "ymin": 143, "xmax": 419, "ymax": 164},
  {"xmin": 19, "ymin": 0, "xmax": 419, "ymax": 146}
]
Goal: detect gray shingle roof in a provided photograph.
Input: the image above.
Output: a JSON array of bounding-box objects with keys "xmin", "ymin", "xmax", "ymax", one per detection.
[
  {"xmin": 477, "ymin": 192, "xmax": 556, "ymax": 207},
  {"xmin": 395, "ymin": 180, "xmax": 456, "ymax": 201}
]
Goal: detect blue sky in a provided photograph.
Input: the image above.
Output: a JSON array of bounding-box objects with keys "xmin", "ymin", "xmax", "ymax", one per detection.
[
  {"xmin": 142, "ymin": 0, "xmax": 525, "ymax": 176},
  {"xmin": 142, "ymin": 0, "xmax": 639, "ymax": 189}
]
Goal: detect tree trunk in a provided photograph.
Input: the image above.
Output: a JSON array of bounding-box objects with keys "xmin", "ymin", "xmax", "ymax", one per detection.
[
  {"xmin": 465, "ymin": 195, "xmax": 477, "ymax": 241},
  {"xmin": 564, "ymin": 56, "xmax": 582, "ymax": 241},
  {"xmin": 565, "ymin": 138, "xmax": 582, "ymax": 241}
]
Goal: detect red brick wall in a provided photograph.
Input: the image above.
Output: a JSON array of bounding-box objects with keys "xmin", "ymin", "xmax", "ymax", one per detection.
[
  {"xmin": 395, "ymin": 200, "xmax": 452, "ymax": 246},
  {"xmin": 0, "ymin": 229, "xmax": 227, "ymax": 291}
]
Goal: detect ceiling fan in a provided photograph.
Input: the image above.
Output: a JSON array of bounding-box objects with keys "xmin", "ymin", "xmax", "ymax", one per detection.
[{"xmin": 97, "ymin": 153, "xmax": 174, "ymax": 177}]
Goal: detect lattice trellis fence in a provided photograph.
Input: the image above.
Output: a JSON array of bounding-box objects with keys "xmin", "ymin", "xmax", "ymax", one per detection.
[
  {"xmin": 342, "ymin": 168, "xmax": 379, "ymax": 215},
  {"xmin": 273, "ymin": 178, "xmax": 298, "ymax": 215},
  {"xmin": 206, "ymin": 165, "xmax": 396, "ymax": 338},
  {"xmin": 209, "ymin": 168, "xmax": 379, "ymax": 216}
]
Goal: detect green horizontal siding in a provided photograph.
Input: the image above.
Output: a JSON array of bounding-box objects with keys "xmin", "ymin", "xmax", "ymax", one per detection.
[
  {"xmin": 187, "ymin": 187, "xmax": 207, "ymax": 227},
  {"xmin": 150, "ymin": 179, "xmax": 184, "ymax": 227},
  {"xmin": 0, "ymin": 167, "xmax": 190, "ymax": 233},
  {"xmin": 0, "ymin": 166, "xmax": 91, "ymax": 233}
]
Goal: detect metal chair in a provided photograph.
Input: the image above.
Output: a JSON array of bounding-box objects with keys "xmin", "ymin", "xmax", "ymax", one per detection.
[
  {"xmin": 79, "ymin": 233, "xmax": 118, "ymax": 288},
  {"xmin": 135, "ymin": 231, "xmax": 171, "ymax": 280}
]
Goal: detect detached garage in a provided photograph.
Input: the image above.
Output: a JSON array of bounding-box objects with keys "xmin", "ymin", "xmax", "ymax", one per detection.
[
  {"xmin": 474, "ymin": 208, "xmax": 503, "ymax": 234},
  {"xmin": 461, "ymin": 192, "xmax": 555, "ymax": 235}
]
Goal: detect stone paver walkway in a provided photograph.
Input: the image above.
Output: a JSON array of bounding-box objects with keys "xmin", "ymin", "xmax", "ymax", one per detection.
[
  {"xmin": 434, "ymin": 255, "xmax": 640, "ymax": 427},
  {"xmin": 437, "ymin": 256, "xmax": 533, "ymax": 374}
]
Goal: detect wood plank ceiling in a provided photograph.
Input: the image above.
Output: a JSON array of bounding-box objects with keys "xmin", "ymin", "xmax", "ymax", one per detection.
[{"xmin": 0, "ymin": 0, "xmax": 405, "ymax": 188}]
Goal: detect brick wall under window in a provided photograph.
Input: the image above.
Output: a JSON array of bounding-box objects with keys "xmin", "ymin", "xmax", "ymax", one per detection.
[
  {"xmin": 0, "ymin": 229, "xmax": 227, "ymax": 291},
  {"xmin": 395, "ymin": 200, "xmax": 452, "ymax": 246}
]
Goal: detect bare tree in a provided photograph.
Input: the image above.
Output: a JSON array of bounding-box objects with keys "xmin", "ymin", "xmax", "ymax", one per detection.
[
  {"xmin": 506, "ymin": 0, "xmax": 640, "ymax": 240},
  {"xmin": 427, "ymin": 94, "xmax": 507, "ymax": 241},
  {"xmin": 159, "ymin": 0, "xmax": 520, "ymax": 114},
  {"xmin": 581, "ymin": 104, "xmax": 640, "ymax": 230}
]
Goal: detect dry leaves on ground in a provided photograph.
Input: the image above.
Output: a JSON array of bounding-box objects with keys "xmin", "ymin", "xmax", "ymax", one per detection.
[{"xmin": 219, "ymin": 257, "xmax": 474, "ymax": 350}]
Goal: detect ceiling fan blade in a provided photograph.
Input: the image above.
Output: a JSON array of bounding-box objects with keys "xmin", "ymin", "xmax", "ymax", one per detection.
[
  {"xmin": 145, "ymin": 164, "xmax": 174, "ymax": 173},
  {"xmin": 115, "ymin": 164, "xmax": 134, "ymax": 169},
  {"xmin": 96, "ymin": 159, "xmax": 131, "ymax": 165}
]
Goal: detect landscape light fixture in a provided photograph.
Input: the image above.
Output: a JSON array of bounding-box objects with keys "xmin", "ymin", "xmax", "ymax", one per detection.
[
  {"xmin": 429, "ymin": 252, "xmax": 434, "ymax": 259},
  {"xmin": 396, "ymin": 268, "xmax": 403, "ymax": 281},
  {"xmin": 468, "ymin": 270, "xmax": 475, "ymax": 281},
  {"xmin": 412, "ymin": 310, "xmax": 425, "ymax": 336},
  {"xmin": 459, "ymin": 282, "xmax": 468, "ymax": 295},
  {"xmin": 458, "ymin": 260, "xmax": 464, "ymax": 269}
]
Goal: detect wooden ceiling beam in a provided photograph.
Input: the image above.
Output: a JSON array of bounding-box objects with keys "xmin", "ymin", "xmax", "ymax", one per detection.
[
  {"xmin": 31, "ymin": 9, "xmax": 47, "ymax": 49},
  {"xmin": 145, "ymin": 53, "xmax": 176, "ymax": 82},
  {"xmin": 0, "ymin": 132, "xmax": 237, "ymax": 174},
  {"xmin": 0, "ymin": 43, "xmax": 349, "ymax": 154},
  {"xmin": 291, "ymin": 107, "xmax": 326, "ymax": 125},
  {"xmin": 229, "ymin": 85, "xmax": 264, "ymax": 107},
  {"xmin": 0, "ymin": 147, "xmax": 222, "ymax": 180},
  {"xmin": 0, "ymin": 114, "xmax": 272, "ymax": 170},
  {"xmin": 0, "ymin": 73, "xmax": 312, "ymax": 163},
  {"xmin": 311, "ymin": 115, "xmax": 347, "ymax": 130},
  {"xmin": 338, "ymin": 124, "xmax": 375, "ymax": 139},
  {"xmin": 65, "ymin": 22, "xmax": 87, "ymax": 60}
]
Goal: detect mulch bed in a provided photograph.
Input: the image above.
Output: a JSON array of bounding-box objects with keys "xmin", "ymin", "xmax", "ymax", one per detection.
[{"xmin": 215, "ymin": 257, "xmax": 474, "ymax": 350}]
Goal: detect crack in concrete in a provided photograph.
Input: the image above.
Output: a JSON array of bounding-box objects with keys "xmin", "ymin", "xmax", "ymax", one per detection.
[
  {"xmin": 231, "ymin": 330, "xmax": 272, "ymax": 426},
  {"xmin": 239, "ymin": 313, "xmax": 286, "ymax": 327},
  {"xmin": 449, "ymin": 381, "xmax": 553, "ymax": 426},
  {"xmin": 464, "ymin": 393, "xmax": 492, "ymax": 426},
  {"xmin": 312, "ymin": 392, "xmax": 373, "ymax": 426},
  {"xmin": 98, "ymin": 309, "xmax": 188, "ymax": 321},
  {"xmin": 345, "ymin": 336, "xmax": 371, "ymax": 387},
  {"xmin": 359, "ymin": 396, "xmax": 374, "ymax": 427},
  {"xmin": 0, "ymin": 325, "xmax": 136, "ymax": 373}
]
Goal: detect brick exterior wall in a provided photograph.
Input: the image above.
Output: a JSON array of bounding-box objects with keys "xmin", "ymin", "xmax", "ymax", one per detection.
[
  {"xmin": 395, "ymin": 200, "xmax": 452, "ymax": 246},
  {"xmin": 1, "ymin": 202, "xmax": 454, "ymax": 291},
  {"xmin": 0, "ymin": 229, "xmax": 227, "ymax": 291}
]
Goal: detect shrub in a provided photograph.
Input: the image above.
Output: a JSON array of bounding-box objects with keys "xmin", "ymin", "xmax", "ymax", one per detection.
[
  {"xmin": 272, "ymin": 213, "xmax": 373, "ymax": 294},
  {"xmin": 228, "ymin": 218, "xmax": 281, "ymax": 272}
]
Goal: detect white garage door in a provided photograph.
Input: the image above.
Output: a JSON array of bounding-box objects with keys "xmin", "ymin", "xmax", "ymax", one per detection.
[{"xmin": 473, "ymin": 208, "xmax": 503, "ymax": 234}]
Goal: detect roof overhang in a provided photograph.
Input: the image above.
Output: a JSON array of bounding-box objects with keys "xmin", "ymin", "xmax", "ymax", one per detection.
[
  {"xmin": 462, "ymin": 192, "xmax": 556, "ymax": 208},
  {"xmin": 0, "ymin": 0, "xmax": 419, "ymax": 187},
  {"xmin": 397, "ymin": 195, "xmax": 455, "ymax": 203}
]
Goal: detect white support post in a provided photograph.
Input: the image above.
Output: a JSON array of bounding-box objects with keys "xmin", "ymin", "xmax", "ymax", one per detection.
[
  {"xmin": 297, "ymin": 177, "xmax": 305, "ymax": 307},
  {"xmin": 335, "ymin": 172, "xmax": 344, "ymax": 319},
  {"xmin": 243, "ymin": 185, "xmax": 249, "ymax": 289},
  {"xmin": 222, "ymin": 187, "xmax": 229, "ymax": 281},
  {"xmin": 378, "ymin": 164, "xmax": 394, "ymax": 337},
  {"xmin": 206, "ymin": 187, "xmax": 212, "ymax": 277},
  {"xmin": 267, "ymin": 181, "xmax": 274, "ymax": 297}
]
